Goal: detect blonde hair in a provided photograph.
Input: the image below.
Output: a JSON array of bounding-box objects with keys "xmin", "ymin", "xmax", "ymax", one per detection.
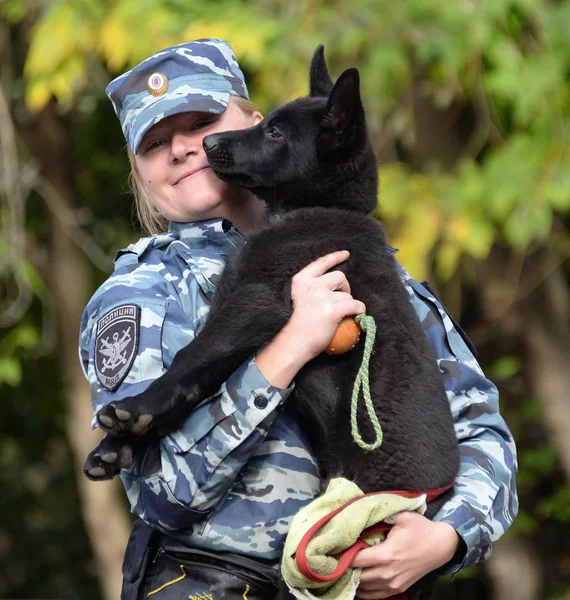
[{"xmin": 128, "ymin": 96, "xmax": 260, "ymax": 236}]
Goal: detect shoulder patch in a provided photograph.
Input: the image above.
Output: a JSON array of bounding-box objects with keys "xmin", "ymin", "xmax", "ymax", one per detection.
[{"xmin": 95, "ymin": 304, "xmax": 140, "ymax": 391}]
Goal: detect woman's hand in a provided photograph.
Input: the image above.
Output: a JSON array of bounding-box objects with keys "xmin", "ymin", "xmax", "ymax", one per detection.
[
  {"xmin": 255, "ymin": 250, "xmax": 365, "ymax": 387},
  {"xmin": 283, "ymin": 250, "xmax": 365, "ymax": 362},
  {"xmin": 352, "ymin": 512, "xmax": 462, "ymax": 599}
]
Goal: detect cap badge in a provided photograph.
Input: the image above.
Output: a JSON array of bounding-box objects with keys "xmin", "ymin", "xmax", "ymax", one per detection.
[{"xmin": 147, "ymin": 72, "xmax": 169, "ymax": 96}]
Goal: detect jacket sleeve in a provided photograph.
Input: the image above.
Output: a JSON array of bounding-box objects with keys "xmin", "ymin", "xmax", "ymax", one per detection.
[
  {"xmin": 79, "ymin": 261, "xmax": 294, "ymax": 530},
  {"xmin": 398, "ymin": 268, "xmax": 519, "ymax": 574}
]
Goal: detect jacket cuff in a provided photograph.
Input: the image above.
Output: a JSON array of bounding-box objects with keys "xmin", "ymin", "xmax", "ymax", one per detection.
[
  {"xmin": 433, "ymin": 506, "xmax": 482, "ymax": 575},
  {"xmin": 228, "ymin": 355, "xmax": 295, "ymax": 425}
]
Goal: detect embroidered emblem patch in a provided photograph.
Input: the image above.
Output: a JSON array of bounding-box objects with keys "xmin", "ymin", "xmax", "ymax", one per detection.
[
  {"xmin": 147, "ymin": 72, "xmax": 169, "ymax": 96},
  {"xmin": 95, "ymin": 304, "xmax": 140, "ymax": 391},
  {"xmin": 188, "ymin": 592, "xmax": 214, "ymax": 600}
]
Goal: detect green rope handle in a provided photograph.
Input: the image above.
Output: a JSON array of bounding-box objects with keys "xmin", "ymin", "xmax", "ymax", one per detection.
[{"xmin": 351, "ymin": 314, "xmax": 383, "ymax": 451}]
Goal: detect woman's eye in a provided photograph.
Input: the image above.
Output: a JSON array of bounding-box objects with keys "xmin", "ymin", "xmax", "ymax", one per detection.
[
  {"xmin": 191, "ymin": 120, "xmax": 212, "ymax": 130},
  {"xmin": 145, "ymin": 140, "xmax": 165, "ymax": 152},
  {"xmin": 267, "ymin": 128, "xmax": 282, "ymax": 139}
]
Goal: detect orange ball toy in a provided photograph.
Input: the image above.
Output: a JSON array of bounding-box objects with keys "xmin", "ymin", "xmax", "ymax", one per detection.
[{"xmin": 324, "ymin": 316, "xmax": 361, "ymax": 355}]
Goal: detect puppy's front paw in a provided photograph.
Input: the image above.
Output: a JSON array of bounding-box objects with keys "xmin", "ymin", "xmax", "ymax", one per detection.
[
  {"xmin": 97, "ymin": 401, "xmax": 154, "ymax": 436},
  {"xmin": 96, "ymin": 382, "xmax": 203, "ymax": 436},
  {"xmin": 84, "ymin": 436, "xmax": 135, "ymax": 481}
]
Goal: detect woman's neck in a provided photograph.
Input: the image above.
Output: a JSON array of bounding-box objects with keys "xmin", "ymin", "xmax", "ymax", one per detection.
[{"xmin": 224, "ymin": 190, "xmax": 266, "ymax": 233}]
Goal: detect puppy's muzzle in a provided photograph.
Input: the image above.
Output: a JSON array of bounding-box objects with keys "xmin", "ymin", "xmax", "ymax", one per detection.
[{"xmin": 203, "ymin": 133, "xmax": 235, "ymax": 171}]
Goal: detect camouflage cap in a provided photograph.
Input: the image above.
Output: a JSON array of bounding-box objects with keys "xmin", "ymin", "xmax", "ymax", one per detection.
[{"xmin": 106, "ymin": 38, "xmax": 249, "ymax": 154}]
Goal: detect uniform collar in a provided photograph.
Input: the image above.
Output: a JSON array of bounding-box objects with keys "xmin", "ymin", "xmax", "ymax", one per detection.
[{"xmin": 168, "ymin": 218, "xmax": 245, "ymax": 254}]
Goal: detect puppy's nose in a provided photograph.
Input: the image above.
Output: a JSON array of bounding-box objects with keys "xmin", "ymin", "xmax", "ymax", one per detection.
[{"xmin": 203, "ymin": 135, "xmax": 219, "ymax": 153}]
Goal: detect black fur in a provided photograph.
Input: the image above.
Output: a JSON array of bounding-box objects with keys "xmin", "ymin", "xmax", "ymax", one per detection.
[{"xmin": 86, "ymin": 46, "xmax": 459, "ymax": 599}]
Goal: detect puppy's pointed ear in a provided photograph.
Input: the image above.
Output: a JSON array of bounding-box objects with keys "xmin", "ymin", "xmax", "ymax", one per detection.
[
  {"xmin": 323, "ymin": 68, "xmax": 365, "ymax": 149},
  {"xmin": 309, "ymin": 45, "xmax": 334, "ymax": 97}
]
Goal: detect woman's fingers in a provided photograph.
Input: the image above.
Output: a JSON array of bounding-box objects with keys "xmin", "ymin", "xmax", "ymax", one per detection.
[
  {"xmin": 280, "ymin": 249, "xmax": 366, "ymax": 361},
  {"xmin": 316, "ymin": 270, "xmax": 351, "ymax": 294},
  {"xmin": 294, "ymin": 250, "xmax": 350, "ymax": 279},
  {"xmin": 331, "ymin": 298, "xmax": 367, "ymax": 318}
]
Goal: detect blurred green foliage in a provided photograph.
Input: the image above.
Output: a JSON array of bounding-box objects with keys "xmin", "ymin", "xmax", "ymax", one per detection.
[{"xmin": 0, "ymin": 349, "xmax": 102, "ymax": 598}]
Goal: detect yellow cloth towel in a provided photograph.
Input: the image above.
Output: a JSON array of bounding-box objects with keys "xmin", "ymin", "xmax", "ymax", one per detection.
[{"xmin": 281, "ymin": 478, "xmax": 427, "ymax": 600}]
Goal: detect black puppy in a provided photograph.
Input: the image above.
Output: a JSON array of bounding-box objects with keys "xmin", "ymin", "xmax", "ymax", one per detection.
[{"xmin": 86, "ymin": 46, "xmax": 459, "ymax": 598}]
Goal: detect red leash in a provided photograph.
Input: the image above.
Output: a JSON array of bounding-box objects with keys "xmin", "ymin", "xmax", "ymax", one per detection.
[{"xmin": 294, "ymin": 483, "xmax": 454, "ymax": 599}]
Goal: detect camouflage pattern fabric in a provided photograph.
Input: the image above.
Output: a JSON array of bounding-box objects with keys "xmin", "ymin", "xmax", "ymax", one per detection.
[
  {"xmin": 79, "ymin": 218, "xmax": 518, "ymax": 570},
  {"xmin": 396, "ymin": 265, "xmax": 518, "ymax": 574},
  {"xmin": 105, "ymin": 39, "xmax": 249, "ymax": 154}
]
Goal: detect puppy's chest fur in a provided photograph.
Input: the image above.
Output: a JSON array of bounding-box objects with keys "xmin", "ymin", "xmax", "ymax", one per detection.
[
  {"xmin": 213, "ymin": 206, "xmax": 451, "ymax": 490},
  {"xmin": 224, "ymin": 207, "xmax": 392, "ymax": 287}
]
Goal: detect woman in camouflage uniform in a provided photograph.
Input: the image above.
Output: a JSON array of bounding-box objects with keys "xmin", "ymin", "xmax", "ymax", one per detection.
[{"xmin": 79, "ymin": 39, "xmax": 518, "ymax": 600}]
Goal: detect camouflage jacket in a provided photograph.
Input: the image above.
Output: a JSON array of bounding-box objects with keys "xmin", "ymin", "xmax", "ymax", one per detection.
[{"xmin": 79, "ymin": 218, "xmax": 518, "ymax": 572}]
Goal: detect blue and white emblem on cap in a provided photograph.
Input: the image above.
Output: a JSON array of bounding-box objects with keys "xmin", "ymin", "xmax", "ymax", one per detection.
[{"xmin": 147, "ymin": 72, "xmax": 168, "ymax": 96}]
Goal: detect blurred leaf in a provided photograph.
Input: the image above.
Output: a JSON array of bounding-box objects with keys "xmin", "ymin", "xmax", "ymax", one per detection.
[
  {"xmin": 506, "ymin": 509, "xmax": 540, "ymax": 535},
  {"xmin": 0, "ymin": 357, "xmax": 22, "ymax": 386},
  {"xmin": 25, "ymin": 2, "xmax": 91, "ymax": 76},
  {"xmin": 490, "ymin": 356, "xmax": 522, "ymax": 381},
  {"xmin": 518, "ymin": 445, "xmax": 557, "ymax": 488},
  {"xmin": 519, "ymin": 398, "xmax": 543, "ymax": 422},
  {"xmin": 0, "ymin": 0, "xmax": 28, "ymax": 23},
  {"xmin": 98, "ymin": 0, "xmax": 138, "ymax": 72},
  {"xmin": 25, "ymin": 80, "xmax": 51, "ymax": 113},
  {"xmin": 5, "ymin": 325, "xmax": 39, "ymax": 351},
  {"xmin": 24, "ymin": 1, "xmax": 97, "ymax": 111},
  {"xmin": 537, "ymin": 485, "xmax": 570, "ymax": 522},
  {"xmin": 16, "ymin": 261, "xmax": 45, "ymax": 296},
  {"xmin": 436, "ymin": 242, "xmax": 461, "ymax": 282},
  {"xmin": 391, "ymin": 203, "xmax": 442, "ymax": 281}
]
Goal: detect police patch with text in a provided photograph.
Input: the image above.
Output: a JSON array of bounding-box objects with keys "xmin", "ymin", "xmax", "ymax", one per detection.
[{"xmin": 95, "ymin": 304, "xmax": 140, "ymax": 391}]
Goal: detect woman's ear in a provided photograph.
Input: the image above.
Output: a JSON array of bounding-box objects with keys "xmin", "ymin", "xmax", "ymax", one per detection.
[{"xmin": 251, "ymin": 111, "xmax": 264, "ymax": 126}]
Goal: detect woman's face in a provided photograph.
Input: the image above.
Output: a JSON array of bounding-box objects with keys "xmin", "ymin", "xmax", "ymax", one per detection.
[{"xmin": 134, "ymin": 99, "xmax": 263, "ymax": 225}]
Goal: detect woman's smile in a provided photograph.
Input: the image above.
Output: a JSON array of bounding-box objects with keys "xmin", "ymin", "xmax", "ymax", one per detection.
[{"xmin": 173, "ymin": 166, "xmax": 212, "ymax": 186}]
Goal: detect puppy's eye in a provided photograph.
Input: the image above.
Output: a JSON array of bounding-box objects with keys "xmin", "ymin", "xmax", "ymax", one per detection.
[{"xmin": 267, "ymin": 128, "xmax": 282, "ymax": 139}]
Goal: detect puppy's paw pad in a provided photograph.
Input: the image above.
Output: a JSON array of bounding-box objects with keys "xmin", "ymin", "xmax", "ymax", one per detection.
[
  {"xmin": 119, "ymin": 445, "xmax": 134, "ymax": 469},
  {"xmin": 132, "ymin": 414, "xmax": 153, "ymax": 436},
  {"xmin": 100, "ymin": 451, "xmax": 118, "ymax": 464},
  {"xmin": 114, "ymin": 407, "xmax": 131, "ymax": 422},
  {"xmin": 98, "ymin": 414, "xmax": 115, "ymax": 430},
  {"xmin": 86, "ymin": 466, "xmax": 107, "ymax": 479}
]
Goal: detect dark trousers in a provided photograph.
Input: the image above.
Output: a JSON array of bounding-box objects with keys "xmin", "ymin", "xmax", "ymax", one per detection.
[{"xmin": 121, "ymin": 519, "xmax": 279, "ymax": 600}]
